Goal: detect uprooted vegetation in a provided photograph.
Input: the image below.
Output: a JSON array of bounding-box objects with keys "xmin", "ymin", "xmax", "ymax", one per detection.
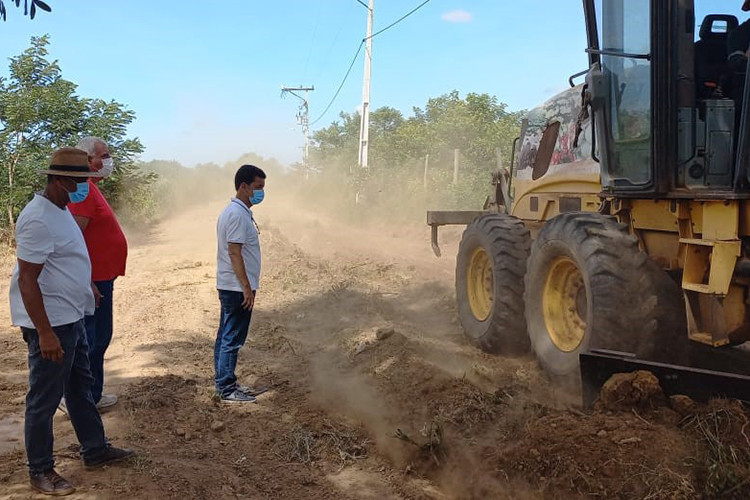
[
  {"xmin": 394, "ymin": 369, "xmax": 750, "ymax": 500},
  {"xmin": 259, "ymin": 224, "xmax": 750, "ymax": 498},
  {"xmin": 684, "ymin": 400, "xmax": 750, "ymax": 498},
  {"xmin": 273, "ymin": 420, "xmax": 370, "ymax": 470}
]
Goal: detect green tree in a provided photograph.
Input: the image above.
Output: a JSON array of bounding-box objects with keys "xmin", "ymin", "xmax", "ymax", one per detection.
[
  {"xmin": 0, "ymin": 35, "xmax": 154, "ymax": 241},
  {"xmin": 309, "ymin": 91, "xmax": 523, "ymax": 218},
  {"xmin": 310, "ymin": 110, "xmax": 360, "ymax": 176}
]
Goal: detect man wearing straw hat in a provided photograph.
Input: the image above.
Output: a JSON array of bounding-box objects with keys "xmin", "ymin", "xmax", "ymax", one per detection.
[{"xmin": 9, "ymin": 147, "xmax": 133, "ymax": 496}]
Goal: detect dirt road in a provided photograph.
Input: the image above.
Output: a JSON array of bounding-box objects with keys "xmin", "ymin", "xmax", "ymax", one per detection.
[{"xmin": 0, "ymin": 193, "xmax": 747, "ymax": 499}]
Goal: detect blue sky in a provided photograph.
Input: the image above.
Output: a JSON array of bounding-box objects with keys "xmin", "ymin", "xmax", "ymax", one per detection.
[{"xmin": 2, "ymin": 1, "xmax": 740, "ymax": 167}]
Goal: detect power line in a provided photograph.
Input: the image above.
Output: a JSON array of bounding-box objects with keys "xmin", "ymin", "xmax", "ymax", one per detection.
[
  {"xmin": 310, "ymin": 41, "xmax": 364, "ymax": 126},
  {"xmin": 367, "ymin": 0, "xmax": 432, "ymax": 40},
  {"xmin": 302, "ymin": 0, "xmax": 323, "ymax": 79},
  {"xmin": 310, "ymin": 0, "xmax": 433, "ymax": 127}
]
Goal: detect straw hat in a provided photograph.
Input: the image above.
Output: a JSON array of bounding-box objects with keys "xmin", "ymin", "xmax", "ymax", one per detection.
[{"xmin": 39, "ymin": 147, "xmax": 103, "ymax": 178}]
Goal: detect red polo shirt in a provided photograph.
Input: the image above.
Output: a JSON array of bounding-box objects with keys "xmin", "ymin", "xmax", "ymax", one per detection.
[{"xmin": 68, "ymin": 181, "xmax": 128, "ymax": 281}]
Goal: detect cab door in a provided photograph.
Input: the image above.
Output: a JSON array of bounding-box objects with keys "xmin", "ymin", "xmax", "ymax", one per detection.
[{"xmin": 585, "ymin": 0, "xmax": 655, "ymax": 193}]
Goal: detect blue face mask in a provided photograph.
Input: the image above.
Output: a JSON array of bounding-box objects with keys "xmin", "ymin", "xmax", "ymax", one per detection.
[
  {"xmin": 68, "ymin": 181, "xmax": 90, "ymax": 204},
  {"xmin": 251, "ymin": 189, "xmax": 265, "ymax": 205}
]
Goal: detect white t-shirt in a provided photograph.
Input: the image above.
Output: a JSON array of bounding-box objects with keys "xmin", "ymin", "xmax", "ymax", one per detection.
[
  {"xmin": 216, "ymin": 199, "xmax": 261, "ymax": 292},
  {"xmin": 9, "ymin": 194, "xmax": 95, "ymax": 329}
]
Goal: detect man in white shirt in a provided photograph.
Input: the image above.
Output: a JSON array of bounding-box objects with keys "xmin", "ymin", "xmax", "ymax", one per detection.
[
  {"xmin": 9, "ymin": 147, "xmax": 133, "ymax": 496},
  {"xmin": 215, "ymin": 164, "xmax": 266, "ymax": 403}
]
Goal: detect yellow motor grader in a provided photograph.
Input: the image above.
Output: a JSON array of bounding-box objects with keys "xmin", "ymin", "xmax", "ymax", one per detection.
[{"xmin": 429, "ymin": 0, "xmax": 750, "ymax": 403}]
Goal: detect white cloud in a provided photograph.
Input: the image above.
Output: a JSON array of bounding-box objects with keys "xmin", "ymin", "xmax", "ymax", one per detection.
[{"xmin": 441, "ymin": 10, "xmax": 472, "ymax": 23}]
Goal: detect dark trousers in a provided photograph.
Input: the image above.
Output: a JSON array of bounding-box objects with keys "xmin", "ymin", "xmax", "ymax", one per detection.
[
  {"xmin": 214, "ymin": 290, "xmax": 253, "ymax": 397},
  {"xmin": 84, "ymin": 279, "xmax": 115, "ymax": 403},
  {"xmin": 22, "ymin": 321, "xmax": 107, "ymax": 474}
]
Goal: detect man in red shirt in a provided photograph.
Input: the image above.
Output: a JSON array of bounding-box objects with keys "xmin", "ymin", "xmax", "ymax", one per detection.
[{"xmin": 67, "ymin": 137, "xmax": 128, "ymax": 410}]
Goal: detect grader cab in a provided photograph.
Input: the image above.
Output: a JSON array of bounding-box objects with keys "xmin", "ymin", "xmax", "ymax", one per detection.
[{"xmin": 429, "ymin": 0, "xmax": 750, "ymax": 401}]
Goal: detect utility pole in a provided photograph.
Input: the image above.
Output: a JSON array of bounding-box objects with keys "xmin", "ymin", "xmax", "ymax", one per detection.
[
  {"xmin": 281, "ymin": 85, "xmax": 315, "ymax": 179},
  {"xmin": 358, "ymin": 0, "xmax": 374, "ymax": 170}
]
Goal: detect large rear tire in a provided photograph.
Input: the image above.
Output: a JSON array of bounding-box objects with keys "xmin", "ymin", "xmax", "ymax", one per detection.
[
  {"xmin": 524, "ymin": 213, "xmax": 680, "ymax": 376},
  {"xmin": 456, "ymin": 214, "xmax": 531, "ymax": 354}
]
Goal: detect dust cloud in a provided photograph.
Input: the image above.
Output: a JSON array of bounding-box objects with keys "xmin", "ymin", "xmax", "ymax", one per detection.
[{"xmin": 3, "ymin": 157, "xmax": 746, "ymax": 498}]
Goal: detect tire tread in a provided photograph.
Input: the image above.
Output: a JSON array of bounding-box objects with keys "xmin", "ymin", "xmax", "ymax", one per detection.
[
  {"xmin": 456, "ymin": 214, "xmax": 531, "ymax": 354},
  {"xmin": 524, "ymin": 212, "xmax": 685, "ymax": 375}
]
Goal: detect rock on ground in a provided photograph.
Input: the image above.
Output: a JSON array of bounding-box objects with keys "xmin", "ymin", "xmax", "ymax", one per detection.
[{"xmin": 597, "ymin": 370, "xmax": 664, "ymax": 411}]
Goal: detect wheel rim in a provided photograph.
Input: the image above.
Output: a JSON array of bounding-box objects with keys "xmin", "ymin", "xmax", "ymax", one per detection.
[
  {"xmin": 467, "ymin": 246, "xmax": 493, "ymax": 321},
  {"xmin": 543, "ymin": 257, "xmax": 587, "ymax": 352}
]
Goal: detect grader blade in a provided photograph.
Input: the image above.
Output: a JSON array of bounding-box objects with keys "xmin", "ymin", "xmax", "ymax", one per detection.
[{"xmin": 579, "ymin": 349, "xmax": 750, "ymax": 409}]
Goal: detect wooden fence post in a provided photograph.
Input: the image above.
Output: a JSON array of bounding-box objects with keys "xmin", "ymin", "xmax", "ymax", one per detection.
[{"xmin": 453, "ymin": 148, "xmax": 460, "ymax": 185}]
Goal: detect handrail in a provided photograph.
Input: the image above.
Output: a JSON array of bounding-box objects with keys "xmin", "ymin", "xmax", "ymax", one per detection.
[
  {"xmin": 585, "ymin": 48, "xmax": 651, "ymax": 60},
  {"xmin": 569, "ymin": 69, "xmax": 589, "ymax": 88}
]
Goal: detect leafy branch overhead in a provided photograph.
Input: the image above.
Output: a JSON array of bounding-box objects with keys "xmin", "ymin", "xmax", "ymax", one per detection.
[{"xmin": 0, "ymin": 0, "xmax": 51, "ymax": 22}]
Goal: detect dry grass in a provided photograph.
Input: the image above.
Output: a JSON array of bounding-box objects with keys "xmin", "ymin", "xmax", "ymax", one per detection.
[
  {"xmin": 273, "ymin": 420, "xmax": 369, "ymax": 470},
  {"xmin": 682, "ymin": 401, "xmax": 750, "ymax": 498},
  {"xmin": 393, "ymin": 418, "xmax": 445, "ymax": 468},
  {"xmin": 434, "ymin": 381, "xmax": 500, "ymax": 430},
  {"xmin": 130, "ymin": 451, "xmax": 160, "ymax": 478},
  {"xmin": 329, "ymin": 280, "xmax": 353, "ymax": 298},
  {"xmin": 278, "ymin": 427, "xmax": 317, "ymax": 464},
  {"xmin": 609, "ymin": 461, "xmax": 696, "ymax": 500},
  {"xmin": 320, "ymin": 420, "xmax": 369, "ymax": 470}
]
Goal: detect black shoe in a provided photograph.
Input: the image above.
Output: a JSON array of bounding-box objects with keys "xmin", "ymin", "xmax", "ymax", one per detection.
[
  {"xmin": 221, "ymin": 389, "xmax": 257, "ymax": 403},
  {"xmin": 237, "ymin": 384, "xmax": 269, "ymax": 397},
  {"xmin": 83, "ymin": 445, "xmax": 134, "ymax": 469},
  {"xmin": 29, "ymin": 469, "xmax": 75, "ymax": 496}
]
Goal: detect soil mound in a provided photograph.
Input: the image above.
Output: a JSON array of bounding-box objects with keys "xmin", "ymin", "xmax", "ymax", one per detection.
[{"xmin": 597, "ymin": 370, "xmax": 664, "ymax": 411}]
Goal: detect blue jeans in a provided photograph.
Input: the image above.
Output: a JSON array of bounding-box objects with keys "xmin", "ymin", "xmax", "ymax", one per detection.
[
  {"xmin": 22, "ymin": 321, "xmax": 108, "ymax": 474},
  {"xmin": 214, "ymin": 290, "xmax": 253, "ymax": 397},
  {"xmin": 84, "ymin": 279, "xmax": 115, "ymax": 403}
]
